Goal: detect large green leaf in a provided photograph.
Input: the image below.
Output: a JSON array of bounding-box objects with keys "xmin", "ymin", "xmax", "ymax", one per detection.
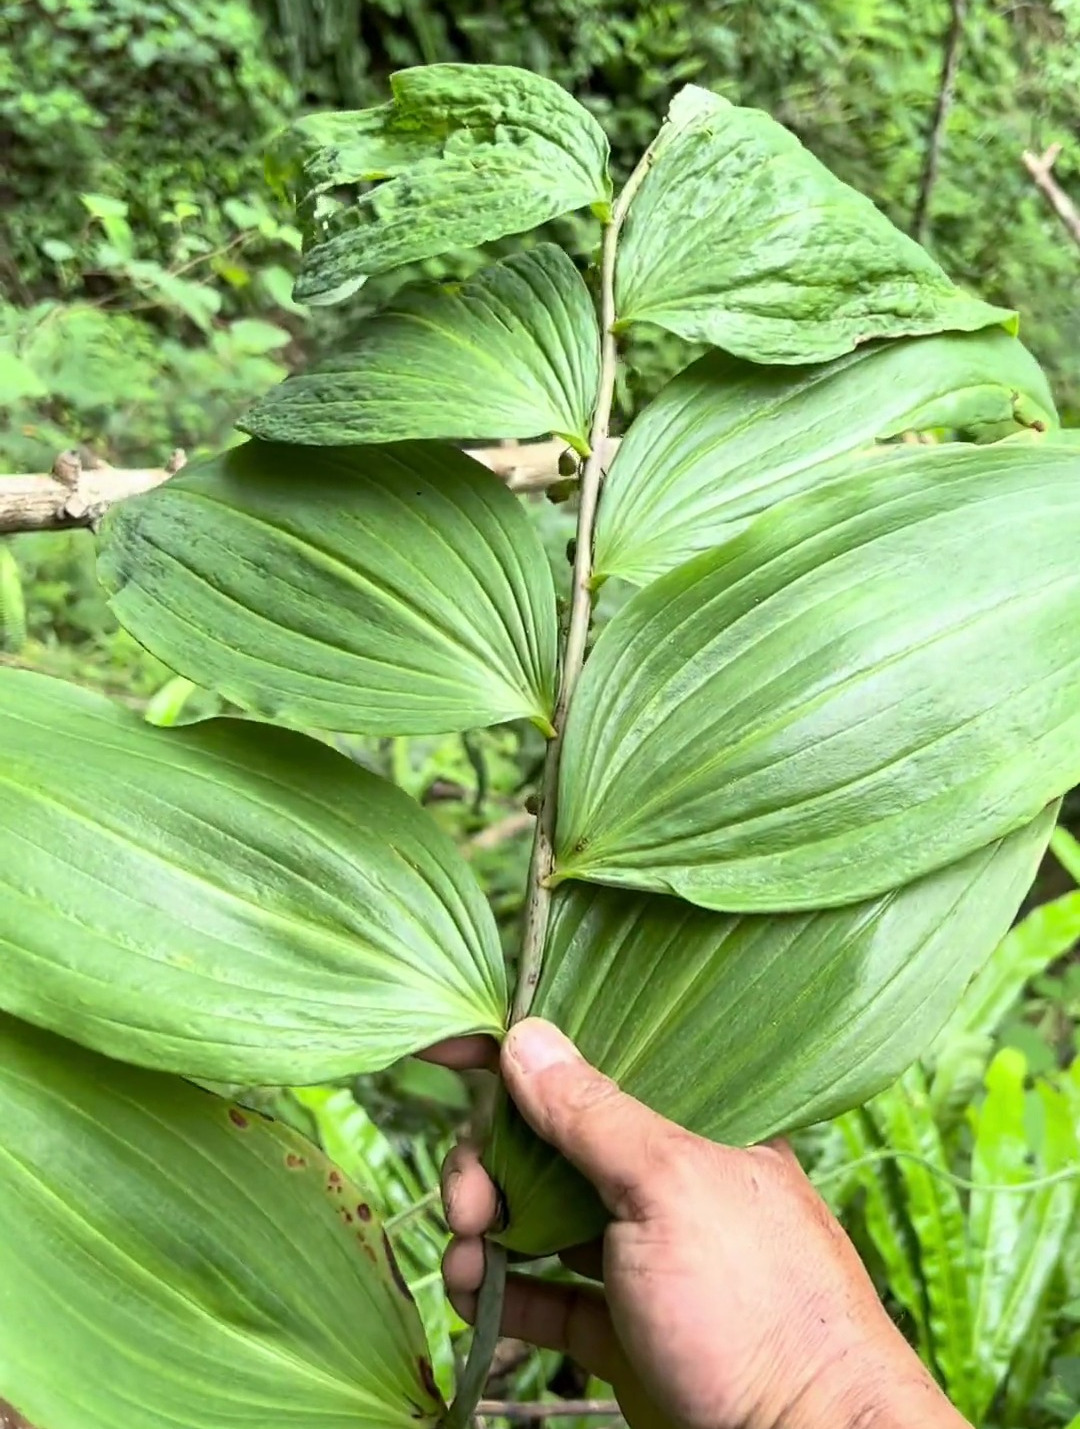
[
  {"xmin": 593, "ymin": 329, "xmax": 1056, "ymax": 587},
  {"xmin": 287, "ymin": 65, "xmax": 611, "ymax": 305},
  {"xmin": 614, "ymin": 86, "xmax": 1011, "ymax": 364},
  {"xmin": 485, "ymin": 806, "xmax": 1052, "ymax": 1255},
  {"xmin": 0, "ymin": 669, "xmax": 507, "ymax": 1082},
  {"xmin": 243, "ymin": 247, "xmax": 600, "ymax": 454},
  {"xmin": 0, "ymin": 1014, "xmax": 441, "ymax": 1429},
  {"xmin": 558, "ymin": 442, "xmax": 1080, "ymax": 911},
  {"xmin": 99, "ymin": 439, "xmax": 558, "ymax": 736}
]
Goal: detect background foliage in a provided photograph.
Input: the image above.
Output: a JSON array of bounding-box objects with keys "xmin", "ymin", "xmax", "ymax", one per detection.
[{"xmin": 2, "ymin": 2, "xmax": 1079, "ymax": 1424}]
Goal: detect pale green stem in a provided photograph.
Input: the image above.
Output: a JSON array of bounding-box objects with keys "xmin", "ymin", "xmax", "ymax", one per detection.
[
  {"xmin": 511, "ymin": 146, "xmax": 657, "ymax": 1025},
  {"xmin": 445, "ymin": 141, "xmax": 658, "ymax": 1429}
]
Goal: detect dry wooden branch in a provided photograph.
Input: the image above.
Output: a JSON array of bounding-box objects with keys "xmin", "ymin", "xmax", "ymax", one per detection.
[
  {"xmin": 913, "ymin": 0, "xmax": 967, "ymax": 245},
  {"xmin": 0, "ymin": 438, "xmax": 621, "ymax": 536},
  {"xmin": 1023, "ymin": 143, "xmax": 1080, "ymax": 249}
]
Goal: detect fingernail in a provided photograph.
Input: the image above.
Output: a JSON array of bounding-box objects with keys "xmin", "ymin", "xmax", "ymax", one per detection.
[{"xmin": 506, "ymin": 1018, "xmax": 578, "ymax": 1074}]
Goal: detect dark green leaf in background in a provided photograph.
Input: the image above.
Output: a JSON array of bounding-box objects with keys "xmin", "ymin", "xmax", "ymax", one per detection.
[
  {"xmin": 99, "ymin": 439, "xmax": 558, "ymax": 736},
  {"xmin": 558, "ymin": 442, "xmax": 1080, "ymax": 911},
  {"xmin": 287, "ymin": 64, "xmax": 611, "ymax": 305},
  {"xmin": 614, "ymin": 86, "xmax": 1012, "ymax": 364},
  {"xmin": 0, "ymin": 669, "xmax": 507, "ymax": 1082},
  {"xmin": 243, "ymin": 246, "xmax": 600, "ymax": 452},
  {"xmin": 593, "ymin": 329, "xmax": 1056, "ymax": 587},
  {"xmin": 0, "ymin": 1014, "xmax": 441, "ymax": 1429},
  {"xmin": 486, "ymin": 806, "xmax": 1053, "ymax": 1255}
]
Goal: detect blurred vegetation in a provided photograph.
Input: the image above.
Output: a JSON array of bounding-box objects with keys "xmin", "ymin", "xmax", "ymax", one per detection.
[{"xmin": 2, "ymin": 1, "xmax": 1080, "ymax": 1422}]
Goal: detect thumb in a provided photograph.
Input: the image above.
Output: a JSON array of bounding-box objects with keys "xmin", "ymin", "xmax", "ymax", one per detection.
[{"xmin": 501, "ymin": 1018, "xmax": 676, "ymax": 1220}]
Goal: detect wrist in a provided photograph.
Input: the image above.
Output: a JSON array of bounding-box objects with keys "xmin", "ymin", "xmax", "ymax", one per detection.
[{"xmin": 778, "ymin": 1322, "xmax": 969, "ymax": 1429}]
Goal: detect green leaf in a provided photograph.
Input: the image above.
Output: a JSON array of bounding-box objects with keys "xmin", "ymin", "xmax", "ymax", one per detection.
[
  {"xmin": 485, "ymin": 806, "xmax": 1052, "ymax": 1255},
  {"xmin": 244, "ymin": 247, "xmax": 600, "ymax": 452},
  {"xmin": 834, "ymin": 1108, "xmax": 931, "ymax": 1358},
  {"xmin": 228, "ymin": 318, "xmax": 293, "ymax": 353},
  {"xmin": 0, "ymin": 668, "xmax": 507, "ymax": 1083},
  {"xmin": 967, "ymin": 1051, "xmax": 1080, "ymax": 1421},
  {"xmin": 941, "ymin": 889, "xmax": 1080, "ymax": 1045},
  {"xmin": 99, "ymin": 439, "xmax": 558, "ymax": 736},
  {"xmin": 0, "ymin": 349, "xmax": 47, "ymax": 402},
  {"xmin": 288, "ymin": 65, "xmax": 611, "ymax": 305},
  {"xmin": 0, "ymin": 1015, "xmax": 441, "ymax": 1429},
  {"xmin": 867, "ymin": 1067, "xmax": 974, "ymax": 1403},
  {"xmin": 614, "ymin": 86, "xmax": 1011, "ymax": 364},
  {"xmin": 1051, "ymin": 825, "xmax": 1080, "ymax": 884},
  {"xmin": 293, "ymin": 1086, "xmax": 457, "ymax": 1400},
  {"xmin": 593, "ymin": 329, "xmax": 1056, "ymax": 587},
  {"xmin": 558, "ymin": 441, "xmax": 1080, "ymax": 911}
]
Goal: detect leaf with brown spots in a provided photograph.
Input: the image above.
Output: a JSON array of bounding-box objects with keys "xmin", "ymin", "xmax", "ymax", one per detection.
[{"xmin": 0, "ymin": 1013, "xmax": 445, "ymax": 1429}]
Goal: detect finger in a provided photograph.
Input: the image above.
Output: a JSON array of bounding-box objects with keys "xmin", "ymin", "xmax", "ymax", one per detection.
[
  {"xmin": 419, "ymin": 1034, "xmax": 500, "ymax": 1072},
  {"xmin": 441, "ymin": 1143, "xmax": 499, "ymax": 1237},
  {"xmin": 444, "ymin": 1241, "xmax": 621, "ymax": 1381},
  {"xmin": 501, "ymin": 1019, "xmax": 682, "ymax": 1220}
]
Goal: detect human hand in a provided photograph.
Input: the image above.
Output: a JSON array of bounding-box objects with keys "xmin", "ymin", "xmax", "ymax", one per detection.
[{"xmin": 440, "ymin": 1019, "xmax": 969, "ymax": 1429}]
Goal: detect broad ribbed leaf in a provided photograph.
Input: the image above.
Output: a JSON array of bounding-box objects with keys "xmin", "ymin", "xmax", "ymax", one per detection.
[
  {"xmin": 0, "ymin": 1015, "xmax": 441, "ymax": 1429},
  {"xmin": 288, "ymin": 65, "xmax": 611, "ymax": 305},
  {"xmin": 243, "ymin": 247, "xmax": 600, "ymax": 453},
  {"xmin": 0, "ymin": 669, "xmax": 506, "ymax": 1082},
  {"xmin": 99, "ymin": 439, "xmax": 558, "ymax": 736},
  {"xmin": 614, "ymin": 86, "xmax": 1010, "ymax": 363},
  {"xmin": 593, "ymin": 329, "xmax": 1056, "ymax": 586},
  {"xmin": 485, "ymin": 806, "xmax": 1052, "ymax": 1255},
  {"xmin": 558, "ymin": 442, "xmax": 1080, "ymax": 911}
]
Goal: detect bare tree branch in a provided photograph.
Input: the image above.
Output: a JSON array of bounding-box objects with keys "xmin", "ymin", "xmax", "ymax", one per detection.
[
  {"xmin": 0, "ymin": 438, "xmax": 620, "ymax": 536},
  {"xmin": 1023, "ymin": 143, "xmax": 1080, "ymax": 249},
  {"xmin": 913, "ymin": 0, "xmax": 967, "ymax": 246}
]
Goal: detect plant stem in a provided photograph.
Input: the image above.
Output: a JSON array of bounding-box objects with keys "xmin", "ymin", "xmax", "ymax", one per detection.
[
  {"xmin": 445, "ymin": 146, "xmax": 657, "ymax": 1429},
  {"xmin": 511, "ymin": 149, "xmax": 655, "ymax": 1025},
  {"xmin": 442, "ymin": 1242, "xmax": 508, "ymax": 1429}
]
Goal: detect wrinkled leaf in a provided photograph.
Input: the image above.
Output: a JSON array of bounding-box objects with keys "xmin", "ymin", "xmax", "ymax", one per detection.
[
  {"xmin": 99, "ymin": 439, "xmax": 558, "ymax": 736},
  {"xmin": 615, "ymin": 86, "xmax": 1011, "ymax": 364},
  {"xmin": 288, "ymin": 65, "xmax": 611, "ymax": 305},
  {"xmin": 0, "ymin": 1015, "xmax": 441, "ymax": 1429},
  {"xmin": 244, "ymin": 246, "xmax": 600, "ymax": 453},
  {"xmin": 0, "ymin": 669, "xmax": 507, "ymax": 1083},
  {"xmin": 558, "ymin": 442, "xmax": 1080, "ymax": 911},
  {"xmin": 486, "ymin": 806, "xmax": 1052, "ymax": 1255},
  {"xmin": 593, "ymin": 329, "xmax": 1056, "ymax": 587}
]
